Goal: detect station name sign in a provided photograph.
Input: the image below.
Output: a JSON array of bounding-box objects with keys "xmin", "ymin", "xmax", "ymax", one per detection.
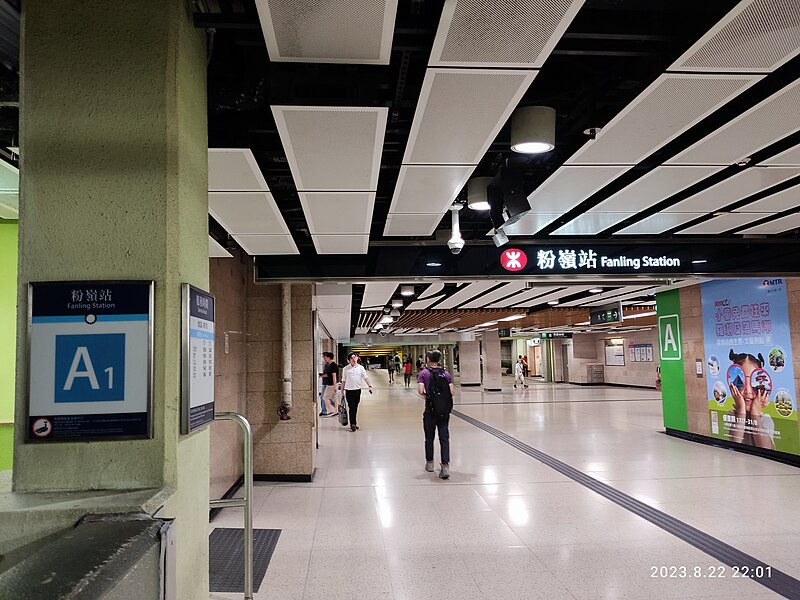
[{"xmin": 502, "ymin": 248, "xmax": 682, "ymax": 273}]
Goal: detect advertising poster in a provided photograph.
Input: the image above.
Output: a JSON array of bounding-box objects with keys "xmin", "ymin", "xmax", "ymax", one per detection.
[
  {"xmin": 701, "ymin": 279, "xmax": 798, "ymax": 454},
  {"xmin": 27, "ymin": 281, "xmax": 153, "ymax": 442}
]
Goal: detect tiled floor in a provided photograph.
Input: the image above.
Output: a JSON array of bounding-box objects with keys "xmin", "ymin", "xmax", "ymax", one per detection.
[{"xmin": 210, "ymin": 375, "xmax": 799, "ymax": 599}]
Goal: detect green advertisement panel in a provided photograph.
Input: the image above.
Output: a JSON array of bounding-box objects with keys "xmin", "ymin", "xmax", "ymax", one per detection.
[
  {"xmin": 702, "ymin": 278, "xmax": 800, "ymax": 454},
  {"xmin": 657, "ymin": 289, "xmax": 688, "ymax": 432}
]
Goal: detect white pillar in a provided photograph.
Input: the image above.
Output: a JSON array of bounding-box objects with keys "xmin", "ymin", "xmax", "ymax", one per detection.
[{"xmin": 482, "ymin": 331, "xmax": 502, "ymax": 391}]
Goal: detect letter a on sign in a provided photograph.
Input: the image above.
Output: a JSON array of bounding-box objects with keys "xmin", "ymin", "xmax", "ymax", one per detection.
[
  {"xmin": 658, "ymin": 315, "xmax": 681, "ymax": 360},
  {"xmin": 64, "ymin": 346, "xmax": 100, "ymax": 390}
]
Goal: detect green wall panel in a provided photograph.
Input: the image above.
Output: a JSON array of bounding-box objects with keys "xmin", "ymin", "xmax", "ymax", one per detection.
[
  {"xmin": 657, "ymin": 289, "xmax": 688, "ymax": 431},
  {"xmin": 0, "ymin": 222, "xmax": 17, "ymax": 424}
]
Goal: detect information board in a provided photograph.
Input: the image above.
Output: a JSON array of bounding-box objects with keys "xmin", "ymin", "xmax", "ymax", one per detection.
[
  {"xmin": 27, "ymin": 281, "xmax": 153, "ymax": 442},
  {"xmin": 604, "ymin": 343, "xmax": 625, "ymax": 366},
  {"xmin": 182, "ymin": 284, "xmax": 215, "ymax": 433}
]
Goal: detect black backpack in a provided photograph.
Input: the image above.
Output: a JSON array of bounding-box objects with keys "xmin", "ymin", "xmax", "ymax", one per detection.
[{"xmin": 426, "ymin": 368, "xmax": 453, "ymax": 416}]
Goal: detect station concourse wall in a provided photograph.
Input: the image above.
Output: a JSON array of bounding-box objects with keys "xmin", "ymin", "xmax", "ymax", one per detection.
[
  {"xmin": 0, "ymin": 221, "xmax": 16, "ymax": 470},
  {"xmin": 561, "ymin": 330, "xmax": 659, "ymax": 388}
]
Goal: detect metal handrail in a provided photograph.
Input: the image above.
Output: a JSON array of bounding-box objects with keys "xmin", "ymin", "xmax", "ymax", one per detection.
[{"xmin": 209, "ymin": 412, "xmax": 254, "ymax": 600}]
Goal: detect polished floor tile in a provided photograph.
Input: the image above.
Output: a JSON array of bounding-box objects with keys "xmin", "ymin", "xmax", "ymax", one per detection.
[{"xmin": 211, "ymin": 374, "xmax": 796, "ymax": 599}]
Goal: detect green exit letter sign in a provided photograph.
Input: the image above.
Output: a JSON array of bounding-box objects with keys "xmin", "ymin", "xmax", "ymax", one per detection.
[{"xmin": 658, "ymin": 314, "xmax": 681, "ymax": 360}]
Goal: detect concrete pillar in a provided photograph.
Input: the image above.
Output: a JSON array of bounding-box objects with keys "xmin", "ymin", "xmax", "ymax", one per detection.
[
  {"xmin": 482, "ymin": 331, "xmax": 502, "ymax": 391},
  {"xmin": 15, "ymin": 2, "xmax": 209, "ymax": 597},
  {"xmin": 459, "ymin": 342, "xmax": 481, "ymax": 386}
]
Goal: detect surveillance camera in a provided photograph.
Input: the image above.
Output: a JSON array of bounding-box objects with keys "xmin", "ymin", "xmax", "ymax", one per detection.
[
  {"xmin": 448, "ymin": 237, "xmax": 465, "ymax": 254},
  {"xmin": 379, "ymin": 330, "xmax": 386, "ymax": 336}
]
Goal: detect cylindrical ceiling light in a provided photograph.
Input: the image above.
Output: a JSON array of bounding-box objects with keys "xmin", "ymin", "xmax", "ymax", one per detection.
[
  {"xmin": 511, "ymin": 106, "xmax": 556, "ymax": 154},
  {"xmin": 400, "ymin": 286, "xmax": 415, "ymax": 297},
  {"xmin": 390, "ymin": 309, "xmax": 401, "ymax": 318},
  {"xmin": 467, "ymin": 177, "xmax": 492, "ymax": 211},
  {"xmin": 380, "ymin": 315, "xmax": 394, "ymax": 324},
  {"xmin": 391, "ymin": 298, "xmax": 403, "ymax": 308}
]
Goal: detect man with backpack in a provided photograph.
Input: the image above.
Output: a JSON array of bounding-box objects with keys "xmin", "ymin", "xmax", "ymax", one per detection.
[{"xmin": 417, "ymin": 349, "xmax": 454, "ymax": 480}]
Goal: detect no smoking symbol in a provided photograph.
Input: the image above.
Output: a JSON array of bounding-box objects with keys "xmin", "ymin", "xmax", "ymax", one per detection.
[{"xmin": 502, "ymin": 248, "xmax": 527, "ymax": 272}]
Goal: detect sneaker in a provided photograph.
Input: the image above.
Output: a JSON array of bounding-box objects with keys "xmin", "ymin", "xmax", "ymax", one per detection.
[
  {"xmin": 513, "ymin": 384, "xmax": 517, "ymax": 389},
  {"xmin": 350, "ymin": 424, "xmax": 356, "ymax": 432},
  {"xmin": 439, "ymin": 464, "xmax": 450, "ymax": 480},
  {"xmin": 319, "ymin": 412, "xmax": 326, "ymax": 417},
  {"xmin": 425, "ymin": 460, "xmax": 434, "ymax": 472},
  {"xmin": 524, "ymin": 385, "xmax": 529, "ymax": 389}
]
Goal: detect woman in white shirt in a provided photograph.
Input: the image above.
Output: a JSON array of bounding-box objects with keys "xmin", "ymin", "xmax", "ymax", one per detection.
[
  {"xmin": 341, "ymin": 352, "xmax": 373, "ymax": 432},
  {"xmin": 514, "ymin": 358, "xmax": 528, "ymax": 389}
]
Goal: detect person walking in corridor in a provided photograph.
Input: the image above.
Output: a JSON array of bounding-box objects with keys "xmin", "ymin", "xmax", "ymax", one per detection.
[
  {"xmin": 418, "ymin": 350, "xmax": 454, "ymax": 480},
  {"xmin": 403, "ymin": 359, "xmax": 413, "ymax": 387},
  {"xmin": 342, "ymin": 352, "xmax": 372, "ymax": 432},
  {"xmin": 514, "ymin": 357, "xmax": 528, "ymax": 389},
  {"xmin": 320, "ymin": 352, "xmax": 339, "ymax": 416}
]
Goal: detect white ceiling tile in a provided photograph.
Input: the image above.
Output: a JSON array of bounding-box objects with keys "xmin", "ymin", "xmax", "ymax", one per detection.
[
  {"xmin": 429, "ymin": 0, "xmax": 584, "ymax": 68},
  {"xmin": 0, "ymin": 192, "xmax": 18, "ymax": 218},
  {"xmin": 561, "ymin": 285, "xmax": 654, "ymax": 307},
  {"xmin": 383, "ymin": 213, "xmax": 444, "ymax": 237},
  {"xmin": 762, "ymin": 144, "xmax": 800, "ymax": 166},
  {"xmin": 617, "ymin": 213, "xmax": 706, "ymax": 235},
  {"xmin": 256, "ymin": 0, "xmax": 398, "ymax": 64},
  {"xmin": 733, "ymin": 184, "xmax": 800, "ymax": 213},
  {"xmin": 486, "ymin": 286, "xmax": 561, "ymax": 308},
  {"xmin": 667, "ymin": 79, "xmax": 800, "ymax": 166},
  {"xmin": 209, "ymin": 236, "xmax": 232, "ymax": 258},
  {"xmin": 208, "ymin": 149, "xmax": 269, "ymax": 191},
  {"xmin": 664, "ymin": 167, "xmax": 800, "ymax": 213},
  {"xmin": 566, "ymin": 74, "xmax": 760, "ymax": 165},
  {"xmin": 669, "ymin": 0, "xmax": 800, "ymax": 73},
  {"xmin": 589, "ymin": 166, "xmax": 723, "ymax": 213},
  {"xmin": 361, "ymin": 282, "xmax": 400, "ymax": 310},
  {"xmin": 460, "ymin": 282, "xmax": 527, "ymax": 309},
  {"xmin": 418, "ymin": 282, "xmax": 445, "ymax": 300},
  {"xmin": 406, "ymin": 295, "xmax": 447, "ymax": 310},
  {"xmin": 233, "ymin": 234, "xmax": 299, "ymax": 255},
  {"xmin": 272, "ymin": 106, "xmax": 387, "ymax": 191},
  {"xmin": 553, "ymin": 212, "xmax": 636, "ymax": 235},
  {"xmin": 512, "ymin": 285, "xmax": 599, "ymax": 308},
  {"xmin": 403, "ymin": 69, "xmax": 537, "ymax": 165},
  {"xmin": 209, "ymin": 192, "xmax": 290, "ymax": 235},
  {"xmin": 677, "ymin": 212, "xmax": 769, "ymax": 234},
  {"xmin": 388, "ymin": 165, "xmax": 474, "ymax": 214},
  {"xmin": 500, "ymin": 213, "xmax": 562, "ymax": 236},
  {"xmin": 435, "ymin": 281, "xmax": 501, "ymax": 309},
  {"xmin": 527, "ymin": 166, "xmax": 630, "ymax": 214},
  {"xmin": 312, "ymin": 235, "xmax": 370, "ymax": 254},
  {"xmin": 299, "ymin": 192, "xmax": 374, "ymax": 235},
  {"xmin": 0, "ymin": 159, "xmax": 18, "ymax": 192},
  {"xmin": 738, "ymin": 213, "xmax": 800, "ymax": 234}
]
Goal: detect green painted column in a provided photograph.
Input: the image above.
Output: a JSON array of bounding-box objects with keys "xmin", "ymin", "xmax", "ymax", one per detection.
[
  {"xmin": 0, "ymin": 222, "xmax": 17, "ymax": 470},
  {"xmin": 16, "ymin": 1, "xmax": 209, "ymax": 597},
  {"xmin": 656, "ymin": 289, "xmax": 689, "ymax": 431}
]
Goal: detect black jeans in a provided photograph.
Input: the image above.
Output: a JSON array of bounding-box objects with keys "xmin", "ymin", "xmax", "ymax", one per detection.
[
  {"xmin": 423, "ymin": 411, "xmax": 450, "ymax": 464},
  {"xmin": 345, "ymin": 389, "xmax": 361, "ymax": 426},
  {"xmin": 404, "ymin": 373, "xmax": 411, "ymax": 386}
]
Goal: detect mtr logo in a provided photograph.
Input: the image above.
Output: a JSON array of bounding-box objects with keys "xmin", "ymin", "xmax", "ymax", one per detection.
[
  {"xmin": 501, "ymin": 249, "xmax": 527, "ymax": 272},
  {"xmin": 763, "ymin": 278, "xmax": 783, "ymax": 287}
]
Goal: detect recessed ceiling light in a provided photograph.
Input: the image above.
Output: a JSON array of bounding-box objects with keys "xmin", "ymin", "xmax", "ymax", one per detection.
[
  {"xmin": 691, "ymin": 259, "xmax": 707, "ymax": 264},
  {"xmin": 498, "ymin": 314, "xmax": 526, "ymax": 321},
  {"xmin": 547, "ymin": 300, "xmax": 559, "ymax": 306},
  {"xmin": 426, "ymin": 262, "xmax": 442, "ymax": 267},
  {"xmin": 574, "ymin": 321, "xmax": 590, "ymax": 326},
  {"xmin": 476, "ymin": 321, "xmax": 498, "ymax": 327},
  {"xmin": 589, "ymin": 288, "xmax": 603, "ymax": 293},
  {"xmin": 400, "ymin": 286, "xmax": 415, "ymax": 296}
]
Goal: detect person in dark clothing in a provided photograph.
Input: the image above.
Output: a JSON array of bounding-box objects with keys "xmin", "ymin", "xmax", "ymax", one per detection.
[
  {"xmin": 403, "ymin": 359, "xmax": 413, "ymax": 387},
  {"xmin": 319, "ymin": 352, "xmax": 339, "ymax": 416},
  {"xmin": 417, "ymin": 350, "xmax": 454, "ymax": 480}
]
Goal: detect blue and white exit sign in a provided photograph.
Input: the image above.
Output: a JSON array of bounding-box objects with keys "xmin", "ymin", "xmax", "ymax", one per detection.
[{"xmin": 27, "ymin": 281, "xmax": 153, "ymax": 442}]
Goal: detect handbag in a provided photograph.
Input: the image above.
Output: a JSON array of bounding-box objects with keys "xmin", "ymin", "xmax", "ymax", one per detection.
[{"xmin": 338, "ymin": 395, "xmax": 349, "ymax": 427}]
